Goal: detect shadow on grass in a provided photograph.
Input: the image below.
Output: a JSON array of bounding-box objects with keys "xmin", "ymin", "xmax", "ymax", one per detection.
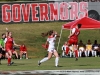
[
  {"xmin": 79, "ymin": 64, "xmax": 91, "ymax": 66},
  {"xmin": 12, "ymin": 63, "xmax": 25, "ymax": 66}
]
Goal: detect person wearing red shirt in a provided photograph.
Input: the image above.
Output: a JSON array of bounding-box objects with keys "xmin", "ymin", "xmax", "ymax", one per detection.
[
  {"xmin": 20, "ymin": 44, "xmax": 28, "ymax": 59},
  {"xmin": 66, "ymin": 24, "xmax": 82, "ymax": 61},
  {"xmin": 4, "ymin": 31, "xmax": 20, "ymax": 66}
]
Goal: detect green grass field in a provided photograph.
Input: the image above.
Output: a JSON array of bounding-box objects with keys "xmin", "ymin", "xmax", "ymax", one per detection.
[
  {"xmin": 0, "ymin": 22, "xmax": 100, "ymax": 70},
  {"xmin": 0, "ymin": 57, "xmax": 100, "ymax": 71},
  {"xmin": 0, "ymin": 22, "xmax": 100, "ymax": 58}
]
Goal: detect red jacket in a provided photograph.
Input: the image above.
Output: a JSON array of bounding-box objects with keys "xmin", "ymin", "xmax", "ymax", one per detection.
[{"xmin": 20, "ymin": 45, "xmax": 27, "ymax": 51}]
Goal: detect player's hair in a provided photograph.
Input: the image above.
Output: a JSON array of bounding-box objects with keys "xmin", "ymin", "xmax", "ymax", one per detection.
[
  {"xmin": 41, "ymin": 30, "xmax": 53, "ymax": 37},
  {"xmin": 77, "ymin": 24, "xmax": 82, "ymax": 28},
  {"xmin": 2, "ymin": 33, "xmax": 5, "ymax": 36}
]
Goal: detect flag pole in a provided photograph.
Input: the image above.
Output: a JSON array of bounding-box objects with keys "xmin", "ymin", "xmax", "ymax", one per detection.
[{"xmin": 57, "ymin": 27, "xmax": 63, "ymax": 51}]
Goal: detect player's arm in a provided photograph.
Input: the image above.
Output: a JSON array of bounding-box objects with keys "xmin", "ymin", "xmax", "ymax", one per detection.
[
  {"xmin": 13, "ymin": 41, "xmax": 20, "ymax": 47},
  {"xmin": 53, "ymin": 31, "xmax": 59, "ymax": 37}
]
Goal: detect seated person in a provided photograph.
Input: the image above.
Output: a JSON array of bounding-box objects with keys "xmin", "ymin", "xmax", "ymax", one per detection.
[
  {"xmin": 20, "ymin": 44, "xmax": 28, "ymax": 59},
  {"xmin": 92, "ymin": 40, "xmax": 99, "ymax": 57},
  {"xmin": 86, "ymin": 40, "xmax": 92, "ymax": 57},
  {"xmin": 11, "ymin": 47, "xmax": 19, "ymax": 59},
  {"xmin": 78, "ymin": 40, "xmax": 86, "ymax": 57},
  {"xmin": 62, "ymin": 42, "xmax": 69, "ymax": 57}
]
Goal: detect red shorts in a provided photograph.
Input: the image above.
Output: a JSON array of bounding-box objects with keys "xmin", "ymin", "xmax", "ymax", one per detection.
[
  {"xmin": 5, "ymin": 46, "xmax": 13, "ymax": 52},
  {"xmin": 68, "ymin": 38, "xmax": 78, "ymax": 45}
]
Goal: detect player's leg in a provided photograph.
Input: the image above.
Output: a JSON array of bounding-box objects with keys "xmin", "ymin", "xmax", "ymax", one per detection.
[
  {"xmin": 5, "ymin": 52, "xmax": 10, "ymax": 65},
  {"xmin": 53, "ymin": 50, "xmax": 59, "ymax": 67},
  {"xmin": 38, "ymin": 51, "xmax": 52, "ymax": 66},
  {"xmin": 7, "ymin": 50, "xmax": 13, "ymax": 65},
  {"xmin": 73, "ymin": 45, "xmax": 78, "ymax": 61}
]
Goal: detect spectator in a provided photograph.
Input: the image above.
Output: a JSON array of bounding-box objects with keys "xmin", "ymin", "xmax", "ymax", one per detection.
[
  {"xmin": 20, "ymin": 44, "xmax": 28, "ymax": 59},
  {"xmin": 78, "ymin": 40, "xmax": 86, "ymax": 57},
  {"xmin": 92, "ymin": 40, "xmax": 99, "ymax": 57},
  {"xmin": 86, "ymin": 40, "xmax": 92, "ymax": 57},
  {"xmin": 61, "ymin": 42, "xmax": 68, "ymax": 57}
]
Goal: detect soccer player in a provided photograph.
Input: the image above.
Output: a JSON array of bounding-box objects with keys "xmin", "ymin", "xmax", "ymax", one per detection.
[
  {"xmin": 38, "ymin": 30, "xmax": 59, "ymax": 67},
  {"xmin": 66, "ymin": 24, "xmax": 82, "ymax": 61},
  {"xmin": 4, "ymin": 31, "xmax": 20, "ymax": 66},
  {"xmin": 0, "ymin": 33, "xmax": 6, "ymax": 64}
]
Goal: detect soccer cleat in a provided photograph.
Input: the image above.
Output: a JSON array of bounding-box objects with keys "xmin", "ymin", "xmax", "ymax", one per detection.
[
  {"xmin": 38, "ymin": 61, "xmax": 41, "ymax": 66},
  {"xmin": 8, "ymin": 62, "xmax": 14, "ymax": 66},
  {"xmin": 55, "ymin": 65, "xmax": 60, "ymax": 67},
  {"xmin": 75, "ymin": 58, "xmax": 78, "ymax": 61},
  {"xmin": 26, "ymin": 58, "xmax": 28, "ymax": 59},
  {"xmin": 10, "ymin": 62, "xmax": 14, "ymax": 65}
]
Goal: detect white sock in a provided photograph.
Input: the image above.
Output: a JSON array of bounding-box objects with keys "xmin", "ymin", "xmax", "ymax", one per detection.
[
  {"xmin": 55, "ymin": 57, "xmax": 59, "ymax": 66},
  {"xmin": 40, "ymin": 57, "xmax": 48, "ymax": 63}
]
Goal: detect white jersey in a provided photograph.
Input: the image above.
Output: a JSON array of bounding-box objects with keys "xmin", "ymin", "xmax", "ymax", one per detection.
[{"xmin": 47, "ymin": 35, "xmax": 57, "ymax": 52}]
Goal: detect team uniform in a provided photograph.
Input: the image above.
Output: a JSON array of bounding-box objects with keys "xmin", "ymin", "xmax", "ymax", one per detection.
[
  {"xmin": 68, "ymin": 28, "xmax": 80, "ymax": 45},
  {"xmin": 38, "ymin": 34, "xmax": 59, "ymax": 67},
  {"xmin": 47, "ymin": 35, "xmax": 57, "ymax": 53},
  {"xmin": 4, "ymin": 37, "xmax": 14, "ymax": 52},
  {"xmin": 66, "ymin": 27, "xmax": 80, "ymax": 60},
  {"xmin": 4, "ymin": 37, "xmax": 14, "ymax": 65}
]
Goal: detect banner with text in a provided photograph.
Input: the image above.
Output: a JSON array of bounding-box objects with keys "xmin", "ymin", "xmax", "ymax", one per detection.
[{"xmin": 0, "ymin": 1, "xmax": 88, "ymax": 23}]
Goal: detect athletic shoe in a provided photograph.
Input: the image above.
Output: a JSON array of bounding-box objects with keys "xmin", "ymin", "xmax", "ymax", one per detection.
[
  {"xmin": 75, "ymin": 58, "xmax": 78, "ymax": 61},
  {"xmin": 26, "ymin": 58, "xmax": 28, "ymax": 59},
  {"xmin": 38, "ymin": 61, "xmax": 41, "ymax": 66},
  {"xmin": 11, "ymin": 62, "xmax": 14, "ymax": 64},
  {"xmin": 55, "ymin": 65, "xmax": 61, "ymax": 67},
  {"xmin": 8, "ymin": 62, "xmax": 14, "ymax": 66}
]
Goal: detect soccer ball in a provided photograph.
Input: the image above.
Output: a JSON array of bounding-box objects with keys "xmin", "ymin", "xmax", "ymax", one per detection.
[{"xmin": 67, "ymin": 4, "xmax": 72, "ymax": 10}]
